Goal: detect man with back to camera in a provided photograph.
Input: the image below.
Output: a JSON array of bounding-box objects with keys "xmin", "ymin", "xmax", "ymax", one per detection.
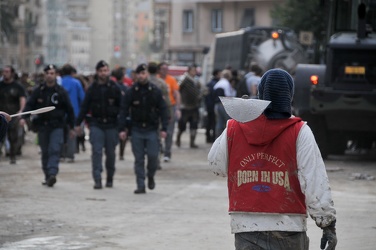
[
  {"xmin": 60, "ymin": 64, "xmax": 85, "ymax": 163},
  {"xmin": 19, "ymin": 64, "xmax": 75, "ymax": 187},
  {"xmin": 208, "ymin": 69, "xmax": 337, "ymax": 250},
  {"xmin": 119, "ymin": 63, "xmax": 169, "ymax": 194}
]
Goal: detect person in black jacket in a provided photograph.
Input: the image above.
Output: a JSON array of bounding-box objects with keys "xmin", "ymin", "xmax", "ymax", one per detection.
[
  {"xmin": 0, "ymin": 65, "xmax": 27, "ymax": 164},
  {"xmin": 0, "ymin": 111, "xmax": 11, "ymax": 142},
  {"xmin": 19, "ymin": 64, "xmax": 75, "ymax": 187},
  {"xmin": 204, "ymin": 69, "xmax": 221, "ymax": 143},
  {"xmin": 119, "ymin": 64, "xmax": 169, "ymax": 194},
  {"xmin": 75, "ymin": 60, "xmax": 122, "ymax": 189}
]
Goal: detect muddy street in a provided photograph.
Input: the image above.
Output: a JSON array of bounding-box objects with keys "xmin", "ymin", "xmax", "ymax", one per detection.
[{"xmin": 1, "ymin": 131, "xmax": 376, "ymax": 250}]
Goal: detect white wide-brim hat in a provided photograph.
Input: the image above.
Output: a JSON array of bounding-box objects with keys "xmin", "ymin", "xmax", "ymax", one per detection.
[{"xmin": 219, "ymin": 96, "xmax": 271, "ymax": 123}]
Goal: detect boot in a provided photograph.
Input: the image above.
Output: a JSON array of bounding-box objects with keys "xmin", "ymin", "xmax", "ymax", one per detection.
[
  {"xmin": 190, "ymin": 130, "xmax": 198, "ymax": 149},
  {"xmin": 176, "ymin": 131, "xmax": 183, "ymax": 147},
  {"xmin": 106, "ymin": 177, "xmax": 113, "ymax": 188},
  {"xmin": 93, "ymin": 179, "xmax": 102, "ymax": 189}
]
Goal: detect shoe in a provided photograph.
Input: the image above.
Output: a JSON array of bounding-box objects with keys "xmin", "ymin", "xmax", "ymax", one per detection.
[
  {"xmin": 163, "ymin": 156, "xmax": 170, "ymax": 162},
  {"xmin": 66, "ymin": 158, "xmax": 74, "ymax": 163},
  {"xmin": 134, "ymin": 188, "xmax": 146, "ymax": 194},
  {"xmin": 47, "ymin": 176, "xmax": 57, "ymax": 187},
  {"xmin": 190, "ymin": 144, "xmax": 198, "ymax": 149},
  {"xmin": 10, "ymin": 157, "xmax": 16, "ymax": 164},
  {"xmin": 148, "ymin": 177, "xmax": 155, "ymax": 190},
  {"xmin": 93, "ymin": 180, "xmax": 102, "ymax": 189},
  {"xmin": 119, "ymin": 156, "xmax": 124, "ymax": 161},
  {"xmin": 42, "ymin": 175, "xmax": 49, "ymax": 185},
  {"xmin": 105, "ymin": 178, "xmax": 113, "ymax": 188}
]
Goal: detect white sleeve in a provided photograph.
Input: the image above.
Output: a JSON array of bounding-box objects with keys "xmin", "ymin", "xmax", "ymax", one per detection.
[
  {"xmin": 208, "ymin": 128, "xmax": 229, "ymax": 177},
  {"xmin": 296, "ymin": 123, "xmax": 337, "ymax": 228}
]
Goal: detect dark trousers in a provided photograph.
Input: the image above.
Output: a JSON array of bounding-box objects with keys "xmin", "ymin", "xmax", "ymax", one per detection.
[
  {"xmin": 178, "ymin": 108, "xmax": 199, "ymax": 132},
  {"xmin": 7, "ymin": 118, "xmax": 23, "ymax": 159},
  {"xmin": 235, "ymin": 231, "xmax": 309, "ymax": 250},
  {"xmin": 131, "ymin": 128, "xmax": 159, "ymax": 189},
  {"xmin": 89, "ymin": 126, "xmax": 119, "ymax": 181},
  {"xmin": 38, "ymin": 127, "xmax": 64, "ymax": 179},
  {"xmin": 205, "ymin": 110, "xmax": 216, "ymax": 143}
]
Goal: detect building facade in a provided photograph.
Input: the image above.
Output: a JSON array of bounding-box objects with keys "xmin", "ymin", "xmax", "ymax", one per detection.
[
  {"xmin": 0, "ymin": 0, "xmax": 44, "ymax": 73},
  {"xmin": 154, "ymin": 0, "xmax": 283, "ymax": 66}
]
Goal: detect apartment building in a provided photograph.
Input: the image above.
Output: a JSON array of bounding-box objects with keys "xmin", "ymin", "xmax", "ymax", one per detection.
[
  {"xmin": 66, "ymin": 0, "xmax": 91, "ymax": 74},
  {"xmin": 0, "ymin": 0, "xmax": 44, "ymax": 73},
  {"xmin": 89, "ymin": 0, "xmax": 135, "ymax": 70},
  {"xmin": 154, "ymin": 0, "xmax": 283, "ymax": 66}
]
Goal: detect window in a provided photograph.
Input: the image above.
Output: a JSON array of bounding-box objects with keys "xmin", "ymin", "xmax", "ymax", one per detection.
[
  {"xmin": 240, "ymin": 8, "xmax": 255, "ymax": 28},
  {"xmin": 183, "ymin": 10, "xmax": 193, "ymax": 32},
  {"xmin": 211, "ymin": 9, "xmax": 223, "ymax": 32}
]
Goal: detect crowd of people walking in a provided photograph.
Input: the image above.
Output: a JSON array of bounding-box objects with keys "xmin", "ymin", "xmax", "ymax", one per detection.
[{"xmin": 0, "ymin": 60, "xmax": 263, "ymax": 194}]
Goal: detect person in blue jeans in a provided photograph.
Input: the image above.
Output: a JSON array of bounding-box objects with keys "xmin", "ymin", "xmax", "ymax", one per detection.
[
  {"xmin": 19, "ymin": 64, "xmax": 75, "ymax": 187},
  {"xmin": 75, "ymin": 60, "xmax": 122, "ymax": 189},
  {"xmin": 119, "ymin": 64, "xmax": 169, "ymax": 194}
]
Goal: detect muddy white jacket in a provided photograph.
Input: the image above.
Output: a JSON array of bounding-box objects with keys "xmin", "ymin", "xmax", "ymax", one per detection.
[{"xmin": 208, "ymin": 113, "xmax": 336, "ymax": 233}]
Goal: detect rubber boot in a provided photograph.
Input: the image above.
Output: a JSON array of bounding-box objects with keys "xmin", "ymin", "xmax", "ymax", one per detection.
[{"xmin": 190, "ymin": 130, "xmax": 198, "ymax": 148}]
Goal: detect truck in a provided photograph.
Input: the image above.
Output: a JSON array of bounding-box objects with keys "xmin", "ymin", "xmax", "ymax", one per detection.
[
  {"xmin": 201, "ymin": 26, "xmax": 307, "ymax": 84},
  {"xmin": 293, "ymin": 0, "xmax": 376, "ymax": 158}
]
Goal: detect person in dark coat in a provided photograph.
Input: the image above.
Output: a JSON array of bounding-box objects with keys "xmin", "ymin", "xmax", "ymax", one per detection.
[
  {"xmin": 119, "ymin": 64, "xmax": 169, "ymax": 194},
  {"xmin": 19, "ymin": 65, "xmax": 75, "ymax": 187},
  {"xmin": 0, "ymin": 112, "xmax": 11, "ymax": 142}
]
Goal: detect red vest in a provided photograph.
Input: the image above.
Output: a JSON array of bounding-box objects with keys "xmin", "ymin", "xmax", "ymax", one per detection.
[{"xmin": 227, "ymin": 115, "xmax": 306, "ymax": 214}]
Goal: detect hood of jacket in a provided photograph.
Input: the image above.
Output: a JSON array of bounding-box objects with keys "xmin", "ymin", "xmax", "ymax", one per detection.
[{"xmin": 237, "ymin": 115, "xmax": 301, "ymax": 146}]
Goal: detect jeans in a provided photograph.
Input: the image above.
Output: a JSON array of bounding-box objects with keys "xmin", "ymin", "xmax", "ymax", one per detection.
[
  {"xmin": 164, "ymin": 105, "xmax": 177, "ymax": 158},
  {"xmin": 131, "ymin": 128, "xmax": 159, "ymax": 189},
  {"xmin": 89, "ymin": 126, "xmax": 119, "ymax": 181},
  {"xmin": 235, "ymin": 231, "xmax": 309, "ymax": 250},
  {"xmin": 38, "ymin": 127, "xmax": 64, "ymax": 179}
]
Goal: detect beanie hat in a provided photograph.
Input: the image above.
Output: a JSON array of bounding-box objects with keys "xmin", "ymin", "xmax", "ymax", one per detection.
[
  {"xmin": 258, "ymin": 69, "xmax": 294, "ymax": 119},
  {"xmin": 95, "ymin": 60, "xmax": 108, "ymax": 70}
]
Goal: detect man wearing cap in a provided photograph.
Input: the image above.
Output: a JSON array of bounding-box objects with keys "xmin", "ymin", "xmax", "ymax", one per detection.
[
  {"xmin": 119, "ymin": 63, "xmax": 169, "ymax": 194},
  {"xmin": 75, "ymin": 60, "xmax": 122, "ymax": 189},
  {"xmin": 0, "ymin": 65, "xmax": 27, "ymax": 164},
  {"xmin": 19, "ymin": 64, "xmax": 75, "ymax": 187},
  {"xmin": 208, "ymin": 69, "xmax": 337, "ymax": 250}
]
